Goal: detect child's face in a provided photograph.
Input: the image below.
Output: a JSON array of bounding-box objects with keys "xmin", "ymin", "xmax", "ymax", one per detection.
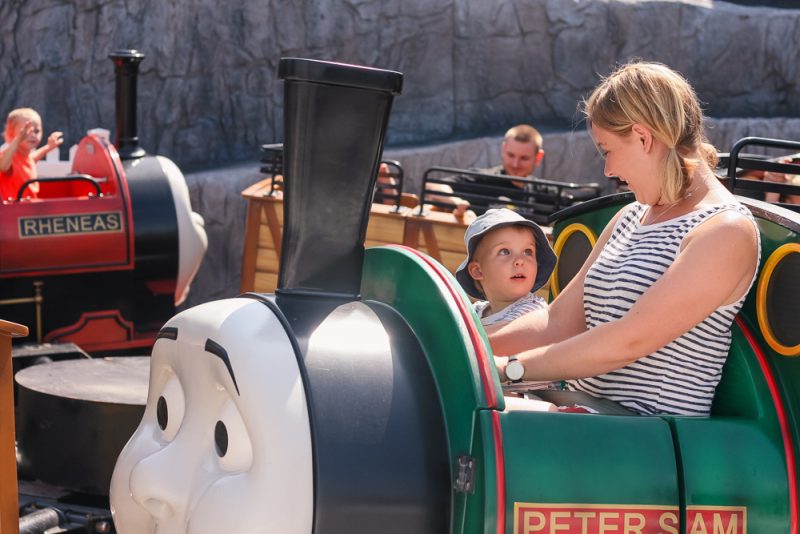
[
  {"xmin": 468, "ymin": 225, "xmax": 538, "ymax": 304},
  {"xmin": 7, "ymin": 114, "xmax": 43, "ymax": 152}
]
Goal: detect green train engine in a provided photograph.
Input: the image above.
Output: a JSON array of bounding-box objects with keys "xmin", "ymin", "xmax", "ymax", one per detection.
[{"xmin": 109, "ymin": 58, "xmax": 800, "ymax": 534}]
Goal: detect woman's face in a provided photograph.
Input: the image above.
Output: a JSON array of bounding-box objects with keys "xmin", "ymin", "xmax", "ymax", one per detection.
[{"xmin": 591, "ymin": 123, "xmax": 664, "ymax": 206}]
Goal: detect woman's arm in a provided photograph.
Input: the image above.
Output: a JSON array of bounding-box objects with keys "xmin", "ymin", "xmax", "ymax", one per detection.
[
  {"xmin": 503, "ymin": 210, "xmax": 759, "ymax": 382},
  {"xmin": 487, "ymin": 209, "xmax": 624, "ymax": 355}
]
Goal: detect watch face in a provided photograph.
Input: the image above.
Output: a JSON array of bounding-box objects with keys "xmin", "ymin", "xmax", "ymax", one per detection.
[{"xmin": 506, "ymin": 359, "xmax": 524, "ymax": 382}]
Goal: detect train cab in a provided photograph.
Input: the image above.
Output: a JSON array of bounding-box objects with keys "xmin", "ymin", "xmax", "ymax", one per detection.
[{"xmin": 2, "ymin": 132, "xmax": 134, "ymax": 279}]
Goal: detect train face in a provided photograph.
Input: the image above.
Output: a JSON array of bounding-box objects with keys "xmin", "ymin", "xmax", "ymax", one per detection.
[
  {"xmin": 110, "ymin": 298, "xmax": 315, "ymax": 533},
  {"xmin": 111, "ymin": 57, "xmax": 800, "ymax": 534},
  {"xmin": 0, "ymin": 52, "xmax": 206, "ymax": 354}
]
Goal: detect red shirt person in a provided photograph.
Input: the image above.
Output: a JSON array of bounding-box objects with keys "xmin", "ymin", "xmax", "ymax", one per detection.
[{"xmin": 0, "ymin": 107, "xmax": 63, "ymax": 201}]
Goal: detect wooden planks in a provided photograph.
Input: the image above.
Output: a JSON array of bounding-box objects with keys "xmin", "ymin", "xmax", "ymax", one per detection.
[
  {"xmin": 0, "ymin": 319, "xmax": 27, "ymax": 534},
  {"xmin": 243, "ymin": 178, "xmax": 562, "ymax": 294}
]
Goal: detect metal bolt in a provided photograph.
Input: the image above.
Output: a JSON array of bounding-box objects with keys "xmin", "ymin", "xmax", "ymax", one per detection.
[{"xmin": 95, "ymin": 520, "xmax": 111, "ymax": 533}]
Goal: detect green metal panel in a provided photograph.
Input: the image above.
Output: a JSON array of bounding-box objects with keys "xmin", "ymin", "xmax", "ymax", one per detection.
[
  {"xmin": 499, "ymin": 410, "xmax": 679, "ymax": 533},
  {"xmin": 671, "ymin": 419, "xmax": 788, "ymax": 532},
  {"xmin": 361, "ymin": 245, "xmax": 503, "ymax": 533},
  {"xmin": 670, "ymin": 325, "xmax": 790, "ymax": 532}
]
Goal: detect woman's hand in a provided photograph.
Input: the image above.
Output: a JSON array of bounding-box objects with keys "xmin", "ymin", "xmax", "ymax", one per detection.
[{"xmin": 494, "ymin": 355, "xmax": 509, "ymax": 382}]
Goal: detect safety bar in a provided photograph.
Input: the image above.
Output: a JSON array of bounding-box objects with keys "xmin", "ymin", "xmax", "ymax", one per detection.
[
  {"xmin": 418, "ymin": 166, "xmax": 602, "ymax": 224},
  {"xmin": 724, "ymin": 137, "xmax": 800, "ymax": 212},
  {"xmin": 16, "ymin": 174, "xmax": 103, "ymax": 201}
]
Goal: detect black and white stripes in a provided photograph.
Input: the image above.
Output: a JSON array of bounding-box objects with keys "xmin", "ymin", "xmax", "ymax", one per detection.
[{"xmin": 567, "ymin": 202, "xmax": 759, "ymax": 416}]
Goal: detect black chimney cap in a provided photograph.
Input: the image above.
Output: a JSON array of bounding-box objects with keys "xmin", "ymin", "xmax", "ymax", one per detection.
[{"xmin": 279, "ymin": 58, "xmax": 403, "ymax": 95}]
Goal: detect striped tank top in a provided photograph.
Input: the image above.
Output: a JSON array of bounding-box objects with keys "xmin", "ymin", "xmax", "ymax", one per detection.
[{"xmin": 567, "ymin": 202, "xmax": 760, "ymax": 416}]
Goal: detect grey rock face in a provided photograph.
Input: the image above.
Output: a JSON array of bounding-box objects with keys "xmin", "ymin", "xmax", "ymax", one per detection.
[{"xmin": 1, "ymin": 0, "xmax": 798, "ymax": 170}]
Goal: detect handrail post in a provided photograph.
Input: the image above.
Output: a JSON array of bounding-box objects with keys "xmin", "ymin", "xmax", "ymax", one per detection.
[{"xmin": 0, "ymin": 319, "xmax": 28, "ymax": 534}]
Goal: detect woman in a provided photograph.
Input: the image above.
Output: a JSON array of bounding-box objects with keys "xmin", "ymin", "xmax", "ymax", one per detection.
[{"xmin": 489, "ymin": 61, "xmax": 760, "ymax": 416}]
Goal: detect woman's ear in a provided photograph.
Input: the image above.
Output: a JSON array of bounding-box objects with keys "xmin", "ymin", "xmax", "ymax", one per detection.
[
  {"xmin": 631, "ymin": 123, "xmax": 654, "ymax": 152},
  {"xmin": 468, "ymin": 261, "xmax": 483, "ymax": 280}
]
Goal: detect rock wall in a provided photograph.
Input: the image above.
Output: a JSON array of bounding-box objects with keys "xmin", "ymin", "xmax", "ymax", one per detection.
[{"xmin": 1, "ymin": 0, "xmax": 798, "ymax": 170}]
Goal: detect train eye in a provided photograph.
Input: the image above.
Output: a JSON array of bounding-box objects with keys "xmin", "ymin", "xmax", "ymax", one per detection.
[
  {"xmin": 156, "ymin": 396, "xmax": 168, "ymax": 430},
  {"xmin": 155, "ymin": 376, "xmax": 185, "ymax": 442},
  {"xmin": 214, "ymin": 421, "xmax": 228, "ymax": 457},
  {"xmin": 215, "ymin": 399, "xmax": 253, "ymax": 471}
]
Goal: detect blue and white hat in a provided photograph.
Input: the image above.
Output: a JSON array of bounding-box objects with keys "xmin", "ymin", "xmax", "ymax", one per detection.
[{"xmin": 455, "ymin": 208, "xmax": 556, "ymax": 299}]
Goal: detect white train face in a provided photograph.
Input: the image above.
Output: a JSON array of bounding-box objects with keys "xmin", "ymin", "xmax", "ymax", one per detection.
[{"xmin": 110, "ymin": 298, "xmax": 313, "ymax": 534}]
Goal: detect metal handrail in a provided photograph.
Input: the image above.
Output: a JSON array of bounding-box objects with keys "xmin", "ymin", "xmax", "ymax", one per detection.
[
  {"xmin": 15, "ymin": 175, "xmax": 103, "ymax": 201},
  {"xmin": 418, "ymin": 166, "xmax": 602, "ymax": 224}
]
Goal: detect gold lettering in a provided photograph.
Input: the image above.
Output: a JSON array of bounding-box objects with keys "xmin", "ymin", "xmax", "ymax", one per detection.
[
  {"xmin": 713, "ymin": 513, "xmax": 738, "ymax": 534},
  {"xmin": 65, "ymin": 216, "xmax": 80, "ymax": 233},
  {"xmin": 22, "ymin": 219, "xmax": 38, "ymax": 236},
  {"xmin": 38, "ymin": 218, "xmax": 52, "ymax": 234},
  {"xmin": 599, "ymin": 512, "xmax": 620, "ymax": 533},
  {"xmin": 624, "ymin": 513, "xmax": 645, "ymax": 534},
  {"xmin": 574, "ymin": 511, "xmax": 596, "ymax": 534},
  {"xmin": 107, "ymin": 213, "xmax": 121, "ymax": 231},
  {"xmin": 690, "ymin": 513, "xmax": 709, "ymax": 534},
  {"xmin": 93, "ymin": 214, "xmax": 107, "ymax": 231},
  {"xmin": 52, "ymin": 217, "xmax": 65, "ymax": 234},
  {"xmin": 658, "ymin": 512, "xmax": 679, "ymax": 534},
  {"xmin": 550, "ymin": 511, "xmax": 570, "ymax": 533},
  {"xmin": 523, "ymin": 511, "xmax": 546, "ymax": 533},
  {"xmin": 80, "ymin": 215, "xmax": 92, "ymax": 232}
]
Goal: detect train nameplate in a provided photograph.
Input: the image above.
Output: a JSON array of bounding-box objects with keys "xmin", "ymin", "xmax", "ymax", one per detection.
[
  {"xmin": 514, "ymin": 502, "xmax": 746, "ymax": 534},
  {"xmin": 18, "ymin": 212, "xmax": 124, "ymax": 238}
]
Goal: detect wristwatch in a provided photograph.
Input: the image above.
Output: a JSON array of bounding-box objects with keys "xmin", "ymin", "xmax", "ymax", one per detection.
[{"xmin": 504, "ymin": 355, "xmax": 525, "ymax": 383}]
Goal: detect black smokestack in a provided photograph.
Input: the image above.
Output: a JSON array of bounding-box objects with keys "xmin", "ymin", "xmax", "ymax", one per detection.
[
  {"xmin": 109, "ymin": 49, "xmax": 146, "ymax": 160},
  {"xmin": 276, "ymin": 58, "xmax": 403, "ymax": 299}
]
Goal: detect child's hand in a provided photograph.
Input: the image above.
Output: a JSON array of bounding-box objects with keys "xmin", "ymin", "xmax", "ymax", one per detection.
[
  {"xmin": 12, "ymin": 120, "xmax": 35, "ymax": 144},
  {"xmin": 46, "ymin": 131, "xmax": 64, "ymax": 150}
]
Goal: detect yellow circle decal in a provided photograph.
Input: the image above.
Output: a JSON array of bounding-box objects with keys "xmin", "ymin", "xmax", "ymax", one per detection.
[
  {"xmin": 756, "ymin": 243, "xmax": 800, "ymax": 356},
  {"xmin": 551, "ymin": 223, "xmax": 597, "ymax": 296}
]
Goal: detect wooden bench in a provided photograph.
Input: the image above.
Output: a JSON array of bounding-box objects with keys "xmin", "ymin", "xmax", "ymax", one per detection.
[
  {"xmin": 241, "ymin": 178, "xmax": 416, "ymax": 293},
  {"xmin": 241, "ymin": 177, "xmax": 554, "ymax": 296}
]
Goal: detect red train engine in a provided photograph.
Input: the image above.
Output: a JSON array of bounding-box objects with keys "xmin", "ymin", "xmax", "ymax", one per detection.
[{"xmin": 0, "ymin": 50, "xmax": 206, "ymax": 355}]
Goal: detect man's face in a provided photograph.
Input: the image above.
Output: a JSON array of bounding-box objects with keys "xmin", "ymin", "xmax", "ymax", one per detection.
[{"xmin": 501, "ymin": 138, "xmax": 540, "ymax": 177}]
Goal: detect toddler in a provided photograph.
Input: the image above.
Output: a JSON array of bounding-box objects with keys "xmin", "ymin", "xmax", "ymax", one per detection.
[
  {"xmin": 456, "ymin": 208, "xmax": 559, "ymax": 404},
  {"xmin": 456, "ymin": 208, "xmax": 555, "ymax": 326},
  {"xmin": 0, "ymin": 107, "xmax": 63, "ymax": 200}
]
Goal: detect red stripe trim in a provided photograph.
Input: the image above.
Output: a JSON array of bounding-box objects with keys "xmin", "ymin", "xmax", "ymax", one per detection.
[
  {"xmin": 492, "ymin": 410, "xmax": 506, "ymax": 534},
  {"xmin": 390, "ymin": 245, "xmax": 505, "ymax": 533},
  {"xmin": 736, "ymin": 316, "xmax": 798, "ymax": 533}
]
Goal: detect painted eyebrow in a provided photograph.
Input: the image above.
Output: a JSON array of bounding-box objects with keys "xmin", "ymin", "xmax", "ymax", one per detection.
[
  {"xmin": 204, "ymin": 338, "xmax": 240, "ymax": 396},
  {"xmin": 156, "ymin": 327, "xmax": 178, "ymax": 340}
]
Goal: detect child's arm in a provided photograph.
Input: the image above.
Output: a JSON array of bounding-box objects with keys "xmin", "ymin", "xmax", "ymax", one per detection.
[
  {"xmin": 0, "ymin": 121, "xmax": 33, "ymax": 173},
  {"xmin": 31, "ymin": 131, "xmax": 64, "ymax": 162}
]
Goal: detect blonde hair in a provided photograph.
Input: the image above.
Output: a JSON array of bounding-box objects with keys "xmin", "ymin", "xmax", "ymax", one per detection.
[
  {"xmin": 504, "ymin": 124, "xmax": 543, "ymax": 153},
  {"xmin": 5, "ymin": 108, "xmax": 41, "ymax": 142},
  {"xmin": 583, "ymin": 61, "xmax": 718, "ymax": 203}
]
